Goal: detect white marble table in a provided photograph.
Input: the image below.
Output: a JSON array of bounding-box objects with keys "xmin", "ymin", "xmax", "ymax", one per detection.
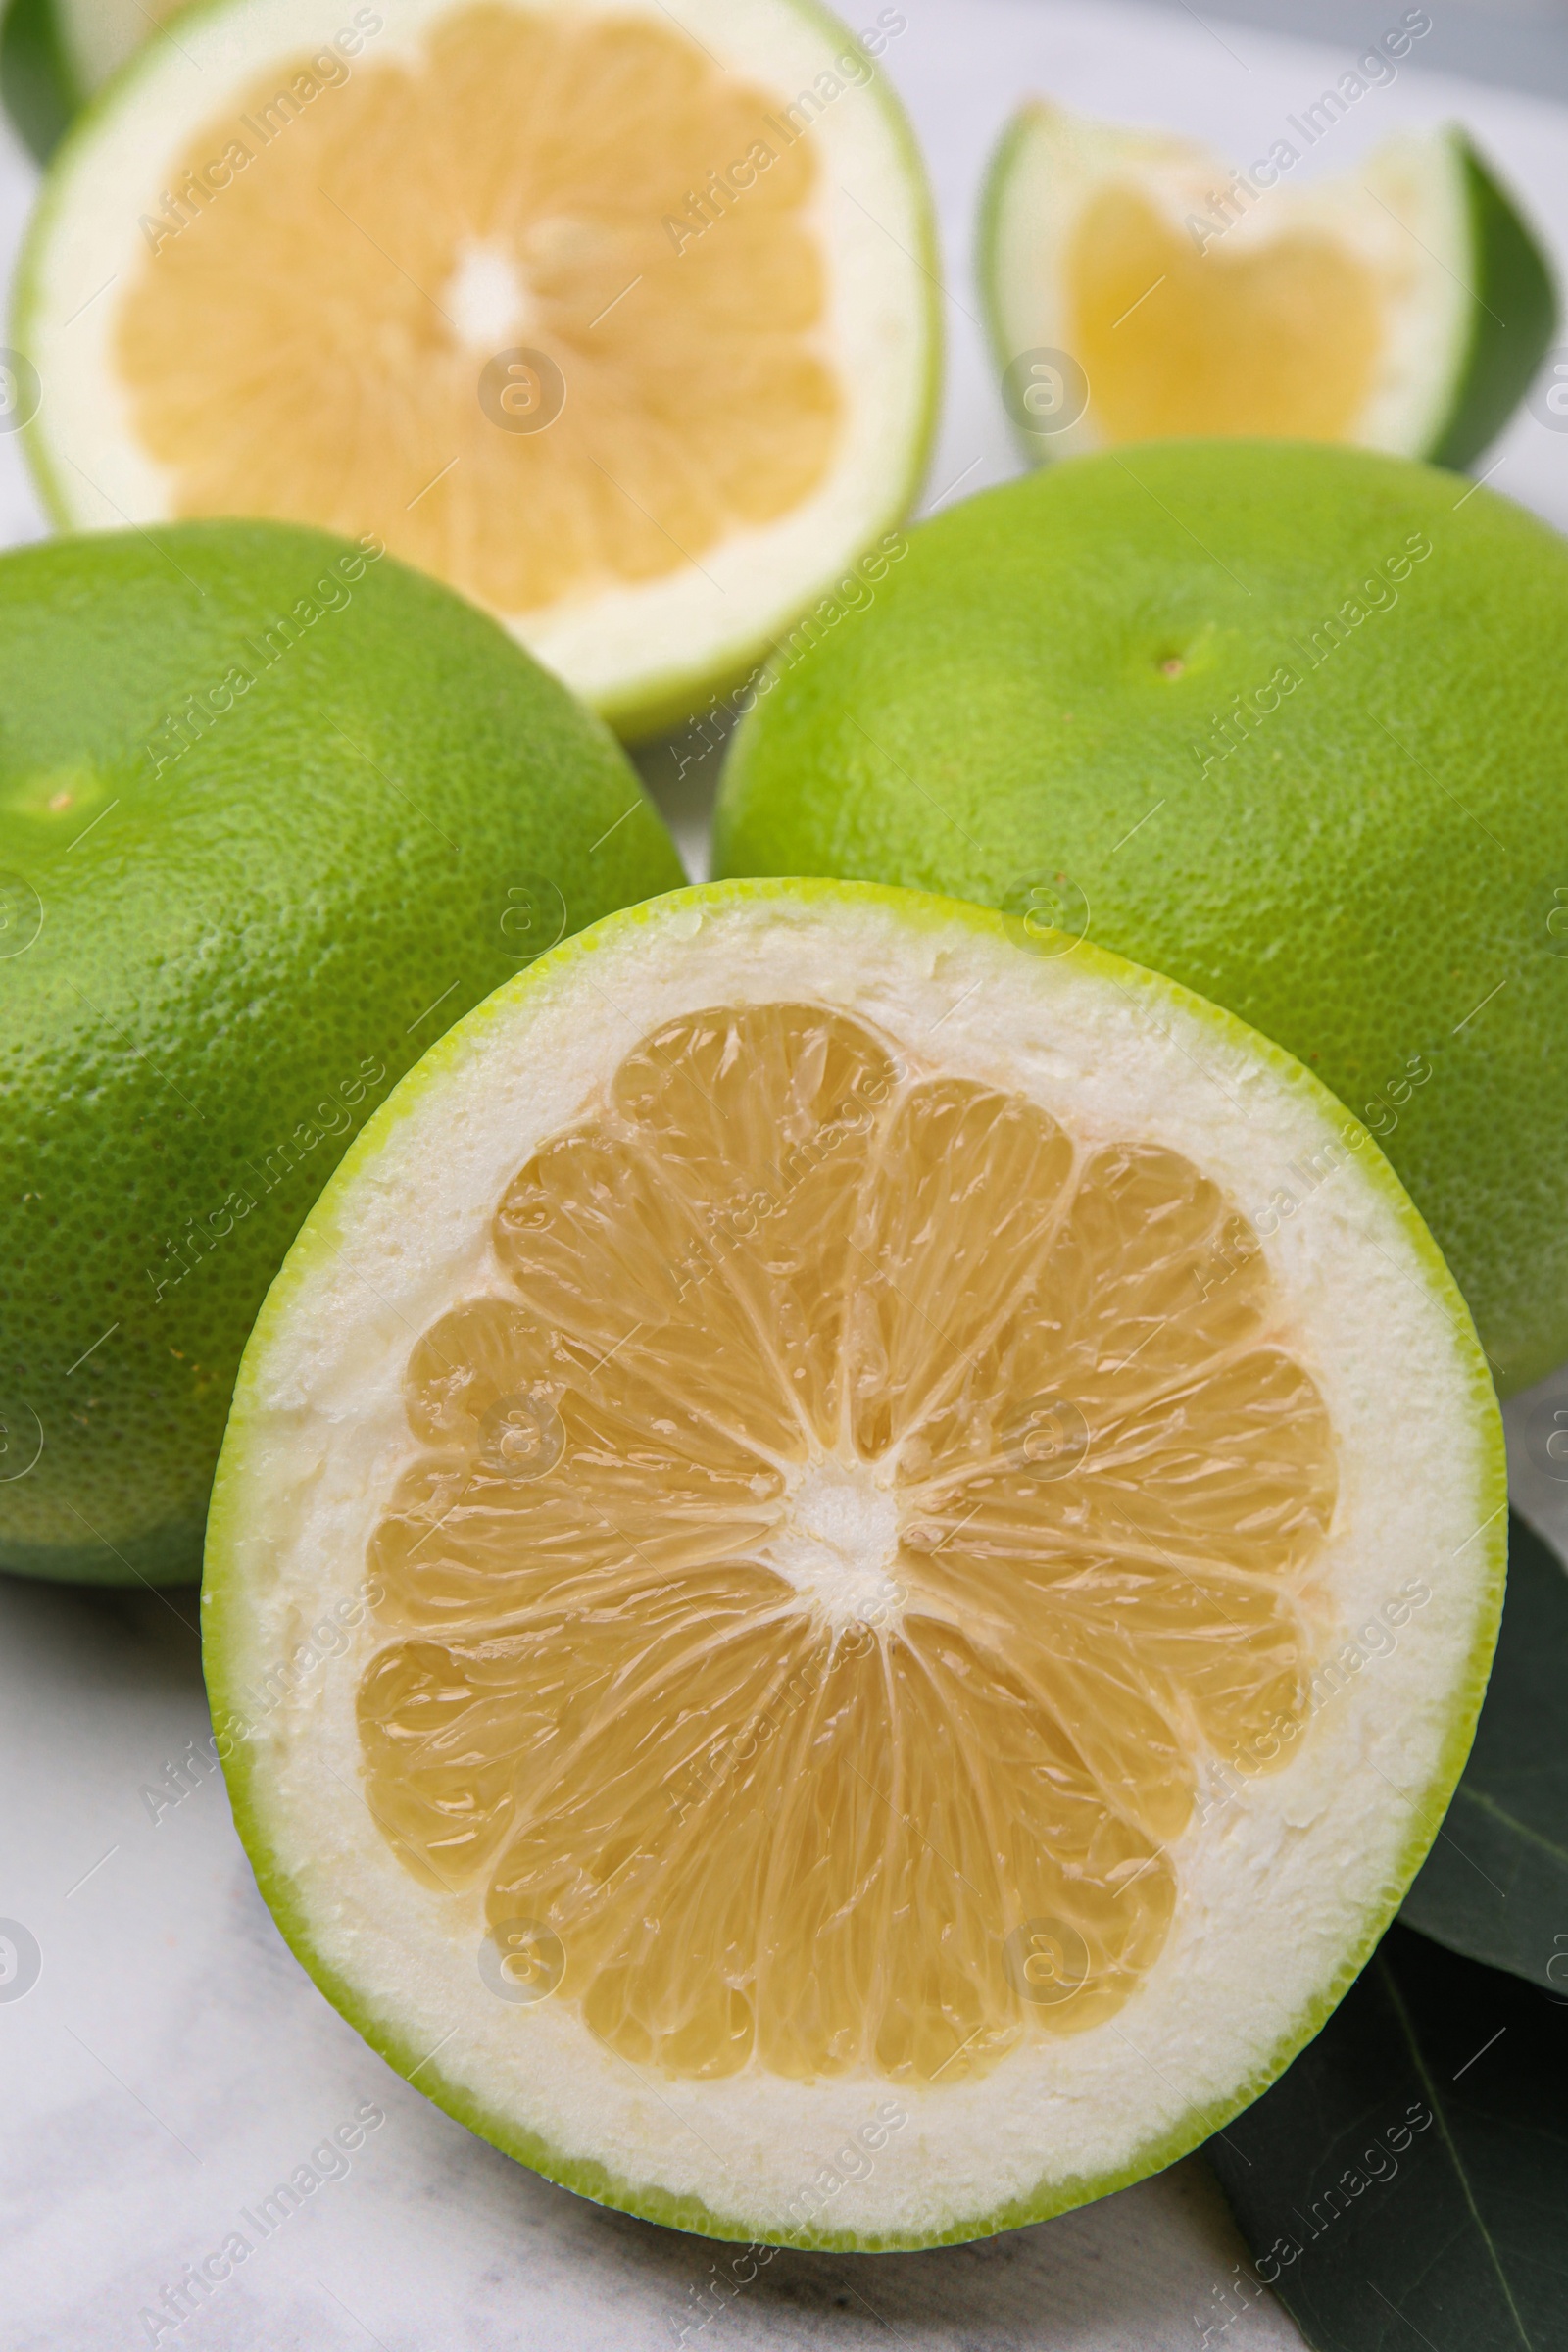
[{"xmin": 3, "ymin": 2, "xmax": 1566, "ymax": 2343}]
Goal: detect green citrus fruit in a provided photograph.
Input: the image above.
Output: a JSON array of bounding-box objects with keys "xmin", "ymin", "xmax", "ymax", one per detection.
[
  {"xmin": 979, "ymin": 104, "xmax": 1556, "ymax": 468},
  {"xmin": 0, "ymin": 518, "xmax": 682, "ymax": 1585},
  {"xmin": 12, "ymin": 0, "xmax": 939, "ymax": 741},
  {"xmin": 714, "ymin": 441, "xmax": 1568, "ymax": 1394},
  {"xmin": 204, "ymin": 875, "xmax": 1502, "ymax": 2245}
]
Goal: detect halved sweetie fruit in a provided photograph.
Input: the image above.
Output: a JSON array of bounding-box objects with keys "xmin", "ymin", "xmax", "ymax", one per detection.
[
  {"xmin": 979, "ymin": 102, "xmax": 1556, "ymax": 468},
  {"xmin": 14, "ymin": 0, "xmax": 938, "ymax": 738},
  {"xmin": 204, "ymin": 880, "xmax": 1504, "ymax": 2246}
]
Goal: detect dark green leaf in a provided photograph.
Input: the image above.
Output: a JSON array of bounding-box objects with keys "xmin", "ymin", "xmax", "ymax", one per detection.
[
  {"xmin": 1206, "ymin": 1924, "xmax": 1568, "ymax": 2351},
  {"xmin": 0, "ymin": 0, "xmax": 76, "ymax": 165},
  {"xmin": 1401, "ymin": 1511, "xmax": 1568, "ymax": 1991}
]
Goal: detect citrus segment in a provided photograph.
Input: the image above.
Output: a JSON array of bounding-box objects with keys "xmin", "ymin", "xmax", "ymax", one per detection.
[
  {"xmin": 357, "ymin": 993, "xmax": 1335, "ymax": 2086},
  {"xmin": 206, "ymin": 881, "xmax": 1503, "ymax": 2245},
  {"xmin": 1066, "ymin": 183, "xmax": 1381, "ymax": 443}
]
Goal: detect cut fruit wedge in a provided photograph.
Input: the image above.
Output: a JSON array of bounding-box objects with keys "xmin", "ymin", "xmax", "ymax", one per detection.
[
  {"xmin": 205, "ymin": 879, "xmax": 1505, "ymax": 2247},
  {"xmin": 979, "ymin": 101, "xmax": 1557, "ymax": 469},
  {"xmin": 14, "ymin": 0, "xmax": 938, "ymax": 739}
]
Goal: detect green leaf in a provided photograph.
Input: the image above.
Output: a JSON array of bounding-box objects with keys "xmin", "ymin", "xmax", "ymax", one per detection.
[
  {"xmin": 1206, "ymin": 1924, "xmax": 1568, "ymax": 2351},
  {"xmin": 0, "ymin": 0, "xmax": 76, "ymax": 165},
  {"xmin": 1400, "ymin": 1510, "xmax": 1568, "ymax": 1991}
]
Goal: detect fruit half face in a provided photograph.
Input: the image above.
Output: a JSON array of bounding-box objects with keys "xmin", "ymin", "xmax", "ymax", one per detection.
[
  {"xmin": 16, "ymin": 0, "xmax": 938, "ymax": 737},
  {"xmin": 204, "ymin": 881, "xmax": 1503, "ymax": 2247},
  {"xmin": 979, "ymin": 103, "xmax": 1556, "ymax": 468}
]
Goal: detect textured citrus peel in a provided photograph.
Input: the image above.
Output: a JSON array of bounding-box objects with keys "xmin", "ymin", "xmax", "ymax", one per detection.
[{"xmin": 359, "ymin": 999, "xmax": 1337, "ymax": 2084}]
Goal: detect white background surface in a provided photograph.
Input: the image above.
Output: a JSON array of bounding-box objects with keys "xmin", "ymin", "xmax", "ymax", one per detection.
[{"xmin": 3, "ymin": 2, "xmax": 1567, "ymax": 2345}]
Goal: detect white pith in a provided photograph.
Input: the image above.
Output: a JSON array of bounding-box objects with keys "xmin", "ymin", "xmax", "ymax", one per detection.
[
  {"xmin": 205, "ymin": 888, "xmax": 1498, "ymax": 2243},
  {"xmin": 983, "ymin": 101, "xmax": 1472, "ymax": 463},
  {"xmin": 20, "ymin": 0, "xmax": 934, "ymax": 725},
  {"xmin": 58, "ymin": 0, "xmax": 178, "ymax": 94},
  {"xmin": 443, "ymin": 237, "xmax": 537, "ymax": 350},
  {"xmin": 760, "ymin": 1456, "xmax": 906, "ymax": 1634}
]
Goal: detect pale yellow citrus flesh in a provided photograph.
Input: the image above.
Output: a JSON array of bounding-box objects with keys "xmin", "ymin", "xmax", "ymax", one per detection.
[
  {"xmin": 1068, "ymin": 186, "xmax": 1381, "ymax": 442},
  {"xmin": 115, "ymin": 6, "xmax": 841, "ymax": 616},
  {"xmin": 359, "ymin": 1003, "xmax": 1337, "ymax": 2085}
]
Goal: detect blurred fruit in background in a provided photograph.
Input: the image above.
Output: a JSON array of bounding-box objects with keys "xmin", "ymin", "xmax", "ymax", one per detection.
[
  {"xmin": 981, "ymin": 101, "xmax": 1557, "ymax": 466},
  {"xmin": 9, "ymin": 0, "xmax": 939, "ymax": 741}
]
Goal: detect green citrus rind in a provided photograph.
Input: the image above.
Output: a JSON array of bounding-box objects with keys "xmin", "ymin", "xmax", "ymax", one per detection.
[
  {"xmin": 0, "ymin": 517, "xmax": 682, "ymax": 1586},
  {"xmin": 713, "ymin": 440, "xmax": 1568, "ymax": 1394},
  {"xmin": 202, "ymin": 874, "xmax": 1506, "ymax": 2250}
]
